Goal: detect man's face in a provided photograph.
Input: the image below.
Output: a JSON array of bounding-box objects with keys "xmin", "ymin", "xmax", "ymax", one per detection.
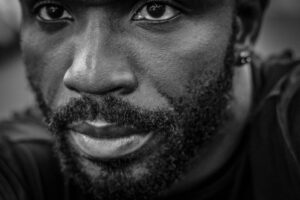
[{"xmin": 20, "ymin": 0, "xmax": 236, "ymax": 199}]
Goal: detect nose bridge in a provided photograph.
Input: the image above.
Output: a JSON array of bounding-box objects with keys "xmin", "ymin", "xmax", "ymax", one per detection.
[
  {"xmin": 63, "ymin": 14, "xmax": 137, "ymax": 95},
  {"xmin": 82, "ymin": 19, "xmax": 110, "ymax": 72}
]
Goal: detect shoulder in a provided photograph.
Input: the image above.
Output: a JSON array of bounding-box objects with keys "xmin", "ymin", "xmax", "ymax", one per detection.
[
  {"xmin": 0, "ymin": 106, "xmax": 52, "ymax": 143},
  {"xmin": 0, "ymin": 106, "xmax": 54, "ymax": 169},
  {"xmin": 252, "ymin": 50, "xmax": 300, "ymax": 102},
  {"xmin": 257, "ymin": 50, "xmax": 300, "ymax": 132},
  {"xmin": 252, "ymin": 50, "xmax": 300, "ymax": 162},
  {"xmin": 0, "ymin": 107, "xmax": 63, "ymax": 200}
]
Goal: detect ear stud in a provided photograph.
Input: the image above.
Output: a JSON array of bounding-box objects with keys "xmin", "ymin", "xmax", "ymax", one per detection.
[{"xmin": 235, "ymin": 50, "xmax": 252, "ymax": 67}]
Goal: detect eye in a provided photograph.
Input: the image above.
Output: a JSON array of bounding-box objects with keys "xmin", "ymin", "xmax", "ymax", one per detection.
[
  {"xmin": 34, "ymin": 4, "xmax": 73, "ymax": 22},
  {"xmin": 133, "ymin": 2, "xmax": 180, "ymax": 21}
]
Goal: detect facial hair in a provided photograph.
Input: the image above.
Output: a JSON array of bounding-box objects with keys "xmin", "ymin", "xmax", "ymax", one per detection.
[{"xmin": 27, "ymin": 26, "xmax": 236, "ymax": 200}]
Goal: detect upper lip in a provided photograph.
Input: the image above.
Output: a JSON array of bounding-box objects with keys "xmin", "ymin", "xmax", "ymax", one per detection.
[{"xmin": 68, "ymin": 121, "xmax": 141, "ymax": 139}]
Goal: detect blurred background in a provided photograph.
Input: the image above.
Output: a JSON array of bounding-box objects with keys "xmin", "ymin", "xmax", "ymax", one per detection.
[{"xmin": 0, "ymin": 0, "xmax": 299, "ymax": 120}]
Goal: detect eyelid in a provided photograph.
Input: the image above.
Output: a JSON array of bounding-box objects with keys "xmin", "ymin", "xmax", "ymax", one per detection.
[
  {"xmin": 31, "ymin": 0, "xmax": 71, "ymax": 15},
  {"xmin": 31, "ymin": 0, "xmax": 74, "ymax": 24},
  {"xmin": 143, "ymin": 0, "xmax": 186, "ymax": 10},
  {"xmin": 130, "ymin": 0, "xmax": 188, "ymax": 24},
  {"xmin": 132, "ymin": 0, "xmax": 188, "ymax": 17}
]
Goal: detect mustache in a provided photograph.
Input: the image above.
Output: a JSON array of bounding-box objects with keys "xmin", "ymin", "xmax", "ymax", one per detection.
[{"xmin": 48, "ymin": 95, "xmax": 177, "ymax": 134}]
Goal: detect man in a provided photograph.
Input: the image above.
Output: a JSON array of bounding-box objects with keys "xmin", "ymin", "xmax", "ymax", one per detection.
[{"xmin": 0, "ymin": 0, "xmax": 300, "ymax": 199}]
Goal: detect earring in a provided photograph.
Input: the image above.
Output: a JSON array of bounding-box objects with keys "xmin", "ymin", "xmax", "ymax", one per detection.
[{"xmin": 235, "ymin": 50, "xmax": 252, "ymax": 67}]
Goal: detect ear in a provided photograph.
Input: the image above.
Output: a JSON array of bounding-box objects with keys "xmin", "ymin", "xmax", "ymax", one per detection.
[{"xmin": 235, "ymin": 0, "xmax": 267, "ymax": 48}]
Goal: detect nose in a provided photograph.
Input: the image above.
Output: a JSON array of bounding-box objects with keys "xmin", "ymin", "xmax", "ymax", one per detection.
[
  {"xmin": 64, "ymin": 54, "xmax": 137, "ymax": 95},
  {"xmin": 63, "ymin": 33, "xmax": 137, "ymax": 96}
]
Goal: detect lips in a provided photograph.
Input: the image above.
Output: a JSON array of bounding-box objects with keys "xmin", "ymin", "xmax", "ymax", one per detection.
[
  {"xmin": 68, "ymin": 120, "xmax": 143, "ymax": 139},
  {"xmin": 68, "ymin": 120, "xmax": 153, "ymax": 159}
]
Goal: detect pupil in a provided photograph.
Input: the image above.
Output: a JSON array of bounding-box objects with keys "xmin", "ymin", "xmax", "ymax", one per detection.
[
  {"xmin": 147, "ymin": 3, "xmax": 166, "ymax": 18},
  {"xmin": 46, "ymin": 6, "xmax": 64, "ymax": 19}
]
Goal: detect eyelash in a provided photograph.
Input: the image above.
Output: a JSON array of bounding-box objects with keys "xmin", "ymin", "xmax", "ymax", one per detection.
[
  {"xmin": 31, "ymin": 0, "xmax": 69, "ymax": 15},
  {"xmin": 140, "ymin": 0, "xmax": 181, "ymax": 6},
  {"xmin": 133, "ymin": 0, "xmax": 183, "ymax": 14},
  {"xmin": 130, "ymin": 0, "xmax": 184, "ymax": 24},
  {"xmin": 31, "ymin": 0, "xmax": 184, "ymax": 23}
]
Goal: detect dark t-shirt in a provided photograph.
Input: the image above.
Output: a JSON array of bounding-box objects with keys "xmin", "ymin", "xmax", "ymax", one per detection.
[{"xmin": 1, "ymin": 52, "xmax": 300, "ymax": 200}]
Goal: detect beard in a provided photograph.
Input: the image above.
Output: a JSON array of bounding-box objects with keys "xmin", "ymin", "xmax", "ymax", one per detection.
[{"xmin": 27, "ymin": 27, "xmax": 236, "ymax": 200}]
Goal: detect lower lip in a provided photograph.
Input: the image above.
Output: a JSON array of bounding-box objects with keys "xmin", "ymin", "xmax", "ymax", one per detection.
[{"xmin": 70, "ymin": 131, "xmax": 153, "ymax": 159}]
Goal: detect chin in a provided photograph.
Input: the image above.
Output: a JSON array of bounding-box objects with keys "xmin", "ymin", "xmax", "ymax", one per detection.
[{"xmin": 54, "ymin": 128, "xmax": 189, "ymax": 200}]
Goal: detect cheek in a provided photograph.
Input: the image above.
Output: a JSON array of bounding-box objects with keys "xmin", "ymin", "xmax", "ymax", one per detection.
[
  {"xmin": 132, "ymin": 20, "xmax": 232, "ymax": 99},
  {"xmin": 22, "ymin": 28, "xmax": 74, "ymax": 106}
]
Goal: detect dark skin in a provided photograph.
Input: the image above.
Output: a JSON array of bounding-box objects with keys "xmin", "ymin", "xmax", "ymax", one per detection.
[{"xmin": 19, "ymin": 0, "xmax": 264, "ymax": 199}]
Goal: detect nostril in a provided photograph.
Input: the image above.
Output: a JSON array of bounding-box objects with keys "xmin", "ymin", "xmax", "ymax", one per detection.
[
  {"xmin": 108, "ymin": 87, "xmax": 130, "ymax": 95},
  {"xmin": 120, "ymin": 88, "xmax": 133, "ymax": 95},
  {"xmin": 119, "ymin": 83, "xmax": 138, "ymax": 95},
  {"xmin": 109, "ymin": 72, "xmax": 138, "ymax": 95},
  {"xmin": 63, "ymin": 72, "xmax": 138, "ymax": 96},
  {"xmin": 64, "ymin": 83, "xmax": 81, "ymax": 93},
  {"xmin": 106, "ymin": 77, "xmax": 138, "ymax": 96}
]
